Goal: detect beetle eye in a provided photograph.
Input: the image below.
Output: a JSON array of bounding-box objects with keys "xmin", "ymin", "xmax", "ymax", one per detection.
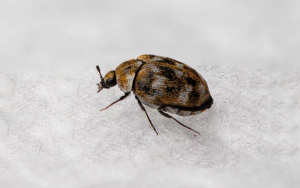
[{"xmin": 104, "ymin": 70, "xmax": 117, "ymax": 88}]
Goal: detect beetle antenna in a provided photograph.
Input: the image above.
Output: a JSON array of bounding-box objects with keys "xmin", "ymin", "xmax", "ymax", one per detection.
[
  {"xmin": 96, "ymin": 65, "xmax": 104, "ymax": 79},
  {"xmin": 96, "ymin": 65, "xmax": 106, "ymax": 93}
]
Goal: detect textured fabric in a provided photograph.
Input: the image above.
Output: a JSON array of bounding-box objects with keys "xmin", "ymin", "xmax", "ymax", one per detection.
[{"xmin": 0, "ymin": 67, "xmax": 299, "ymax": 188}]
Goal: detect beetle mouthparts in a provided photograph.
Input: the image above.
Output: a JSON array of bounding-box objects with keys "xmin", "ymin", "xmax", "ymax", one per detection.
[{"xmin": 96, "ymin": 83, "xmax": 104, "ymax": 93}]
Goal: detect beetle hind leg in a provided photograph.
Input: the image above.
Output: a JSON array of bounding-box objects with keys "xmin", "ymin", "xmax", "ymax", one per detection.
[
  {"xmin": 158, "ymin": 109, "xmax": 200, "ymax": 135},
  {"xmin": 135, "ymin": 96, "xmax": 158, "ymax": 135}
]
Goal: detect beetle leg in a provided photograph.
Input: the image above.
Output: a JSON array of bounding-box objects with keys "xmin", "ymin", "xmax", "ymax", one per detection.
[
  {"xmin": 158, "ymin": 109, "xmax": 200, "ymax": 135},
  {"xmin": 135, "ymin": 96, "xmax": 158, "ymax": 135},
  {"xmin": 100, "ymin": 92, "xmax": 130, "ymax": 111}
]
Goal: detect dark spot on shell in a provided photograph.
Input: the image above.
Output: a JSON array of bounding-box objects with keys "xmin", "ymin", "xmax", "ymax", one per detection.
[
  {"xmin": 165, "ymin": 85, "xmax": 176, "ymax": 93},
  {"xmin": 162, "ymin": 58, "xmax": 176, "ymax": 65},
  {"xmin": 158, "ymin": 66, "xmax": 176, "ymax": 79},
  {"xmin": 136, "ymin": 70, "xmax": 157, "ymax": 96},
  {"xmin": 186, "ymin": 77, "xmax": 197, "ymax": 87},
  {"xmin": 189, "ymin": 90, "xmax": 200, "ymax": 99},
  {"xmin": 142, "ymin": 85, "xmax": 156, "ymax": 94}
]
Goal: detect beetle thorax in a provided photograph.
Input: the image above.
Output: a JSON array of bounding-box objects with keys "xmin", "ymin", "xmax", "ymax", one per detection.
[{"xmin": 115, "ymin": 59, "xmax": 144, "ymax": 93}]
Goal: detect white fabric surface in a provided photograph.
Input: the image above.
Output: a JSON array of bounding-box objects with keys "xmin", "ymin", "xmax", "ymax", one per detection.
[{"xmin": 0, "ymin": 66, "xmax": 299, "ymax": 187}]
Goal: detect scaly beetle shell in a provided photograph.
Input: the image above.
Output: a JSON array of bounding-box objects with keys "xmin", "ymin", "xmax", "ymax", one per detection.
[{"xmin": 96, "ymin": 54, "xmax": 213, "ymax": 135}]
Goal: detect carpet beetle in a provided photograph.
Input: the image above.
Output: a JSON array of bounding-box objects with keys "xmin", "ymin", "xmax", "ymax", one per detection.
[{"xmin": 96, "ymin": 54, "xmax": 213, "ymax": 135}]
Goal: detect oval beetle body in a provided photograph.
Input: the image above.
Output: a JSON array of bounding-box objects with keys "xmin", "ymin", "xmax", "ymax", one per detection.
[{"xmin": 96, "ymin": 54, "xmax": 213, "ymax": 135}]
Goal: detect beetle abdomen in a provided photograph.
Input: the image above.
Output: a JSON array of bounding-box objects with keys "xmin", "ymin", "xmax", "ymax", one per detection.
[
  {"xmin": 133, "ymin": 56, "xmax": 211, "ymax": 109},
  {"xmin": 161, "ymin": 95, "xmax": 213, "ymax": 116}
]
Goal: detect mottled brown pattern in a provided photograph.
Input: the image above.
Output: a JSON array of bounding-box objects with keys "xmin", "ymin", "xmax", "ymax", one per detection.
[
  {"xmin": 138, "ymin": 54, "xmax": 204, "ymax": 77},
  {"xmin": 138, "ymin": 54, "xmax": 209, "ymax": 92},
  {"xmin": 133, "ymin": 55, "xmax": 211, "ymax": 110},
  {"xmin": 115, "ymin": 59, "xmax": 144, "ymax": 92},
  {"xmin": 138, "ymin": 54, "xmax": 179, "ymax": 66}
]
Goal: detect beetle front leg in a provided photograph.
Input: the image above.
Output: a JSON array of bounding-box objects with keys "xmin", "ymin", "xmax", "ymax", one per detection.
[
  {"xmin": 135, "ymin": 96, "xmax": 158, "ymax": 135},
  {"xmin": 100, "ymin": 92, "xmax": 130, "ymax": 111},
  {"xmin": 158, "ymin": 108, "xmax": 200, "ymax": 135}
]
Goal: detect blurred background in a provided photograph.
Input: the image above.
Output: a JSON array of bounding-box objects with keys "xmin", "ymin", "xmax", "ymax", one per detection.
[{"xmin": 1, "ymin": 0, "xmax": 299, "ymax": 78}]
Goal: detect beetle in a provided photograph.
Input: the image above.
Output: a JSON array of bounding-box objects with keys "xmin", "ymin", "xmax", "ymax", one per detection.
[{"xmin": 96, "ymin": 54, "xmax": 213, "ymax": 135}]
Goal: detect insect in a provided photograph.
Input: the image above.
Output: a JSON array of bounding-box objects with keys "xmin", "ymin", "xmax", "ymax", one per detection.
[{"xmin": 96, "ymin": 54, "xmax": 213, "ymax": 135}]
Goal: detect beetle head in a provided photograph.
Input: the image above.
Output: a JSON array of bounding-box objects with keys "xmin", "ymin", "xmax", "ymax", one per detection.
[{"xmin": 96, "ymin": 65, "xmax": 117, "ymax": 93}]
